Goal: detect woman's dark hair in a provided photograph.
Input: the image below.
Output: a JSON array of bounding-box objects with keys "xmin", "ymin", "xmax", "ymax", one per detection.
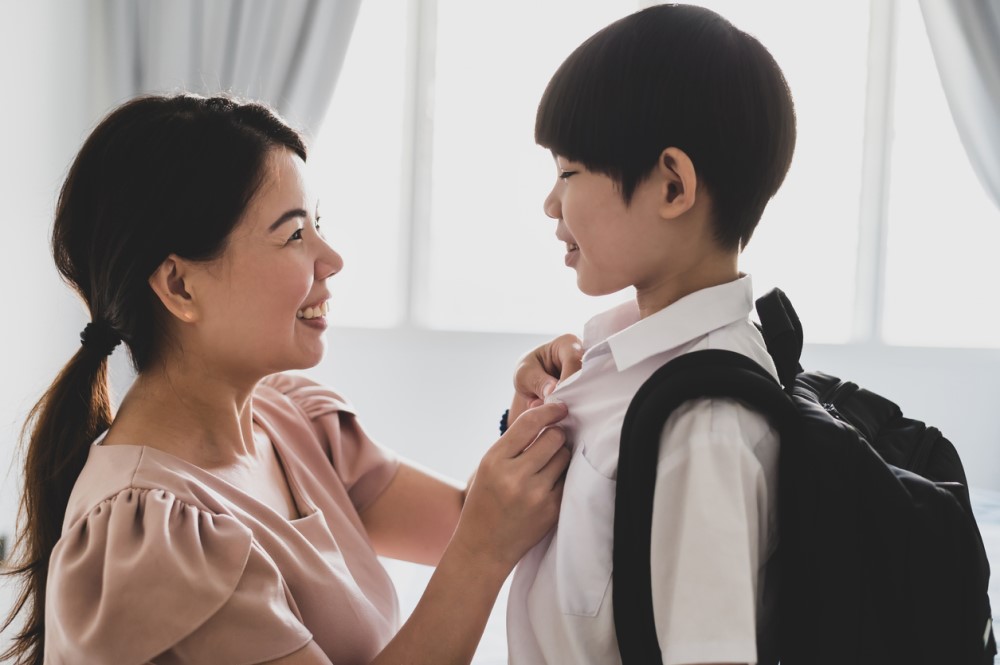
[
  {"xmin": 1, "ymin": 94, "xmax": 306, "ymax": 664},
  {"xmin": 536, "ymin": 3, "xmax": 796, "ymax": 250}
]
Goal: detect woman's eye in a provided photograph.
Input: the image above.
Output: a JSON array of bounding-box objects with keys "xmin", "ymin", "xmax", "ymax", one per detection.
[
  {"xmin": 314, "ymin": 217, "xmax": 323, "ymax": 236},
  {"xmin": 288, "ymin": 228, "xmax": 304, "ymax": 242}
]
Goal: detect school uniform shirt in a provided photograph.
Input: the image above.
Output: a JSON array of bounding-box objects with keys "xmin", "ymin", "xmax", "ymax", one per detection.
[
  {"xmin": 507, "ymin": 274, "xmax": 780, "ymax": 665},
  {"xmin": 44, "ymin": 373, "xmax": 401, "ymax": 665}
]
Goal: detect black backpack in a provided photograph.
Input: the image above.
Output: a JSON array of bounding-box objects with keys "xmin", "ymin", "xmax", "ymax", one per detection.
[{"xmin": 612, "ymin": 287, "xmax": 996, "ymax": 665}]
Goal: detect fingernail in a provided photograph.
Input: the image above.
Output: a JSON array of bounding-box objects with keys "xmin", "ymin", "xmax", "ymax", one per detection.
[{"xmin": 542, "ymin": 381, "xmax": 555, "ymax": 397}]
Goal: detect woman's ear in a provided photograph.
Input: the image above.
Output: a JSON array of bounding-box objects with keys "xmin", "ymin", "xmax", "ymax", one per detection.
[
  {"xmin": 657, "ymin": 147, "xmax": 698, "ymax": 219},
  {"xmin": 148, "ymin": 255, "xmax": 199, "ymax": 323}
]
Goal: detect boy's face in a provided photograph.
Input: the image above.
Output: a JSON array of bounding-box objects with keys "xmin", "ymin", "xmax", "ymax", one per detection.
[{"xmin": 544, "ymin": 155, "xmax": 688, "ymax": 297}]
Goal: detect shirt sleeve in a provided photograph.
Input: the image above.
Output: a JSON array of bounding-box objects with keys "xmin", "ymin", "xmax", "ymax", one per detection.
[
  {"xmin": 649, "ymin": 397, "xmax": 774, "ymax": 665},
  {"xmin": 45, "ymin": 488, "xmax": 312, "ymax": 665},
  {"xmin": 261, "ymin": 372, "xmax": 400, "ymax": 513}
]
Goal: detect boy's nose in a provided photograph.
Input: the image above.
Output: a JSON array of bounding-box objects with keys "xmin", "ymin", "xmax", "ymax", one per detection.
[{"xmin": 543, "ymin": 187, "xmax": 561, "ymax": 220}]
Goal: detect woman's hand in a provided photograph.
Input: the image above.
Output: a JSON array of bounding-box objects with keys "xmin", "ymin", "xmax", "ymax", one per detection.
[
  {"xmin": 510, "ymin": 334, "xmax": 583, "ymax": 423},
  {"xmin": 452, "ymin": 402, "xmax": 570, "ymax": 574}
]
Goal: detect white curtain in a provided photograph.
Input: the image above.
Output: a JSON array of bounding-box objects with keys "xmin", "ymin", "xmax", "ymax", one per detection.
[
  {"xmin": 919, "ymin": 0, "xmax": 1000, "ymax": 211},
  {"xmin": 100, "ymin": 0, "xmax": 362, "ymax": 137}
]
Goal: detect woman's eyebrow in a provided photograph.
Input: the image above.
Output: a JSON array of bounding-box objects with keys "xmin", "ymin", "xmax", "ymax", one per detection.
[{"xmin": 268, "ymin": 208, "xmax": 308, "ymax": 232}]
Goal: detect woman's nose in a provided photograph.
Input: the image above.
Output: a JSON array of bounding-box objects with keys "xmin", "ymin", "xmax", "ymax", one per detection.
[{"xmin": 317, "ymin": 244, "xmax": 343, "ymax": 280}]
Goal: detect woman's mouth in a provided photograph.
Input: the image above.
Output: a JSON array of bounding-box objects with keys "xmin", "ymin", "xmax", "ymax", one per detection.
[{"xmin": 297, "ymin": 301, "xmax": 329, "ymax": 320}]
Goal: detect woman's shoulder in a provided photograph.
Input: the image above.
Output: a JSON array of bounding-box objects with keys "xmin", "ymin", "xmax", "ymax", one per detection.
[
  {"xmin": 256, "ymin": 371, "xmax": 355, "ymax": 419},
  {"xmin": 64, "ymin": 443, "xmax": 241, "ymax": 531},
  {"xmin": 255, "ymin": 373, "xmax": 399, "ymax": 513},
  {"xmin": 47, "ymin": 481, "xmax": 262, "ymax": 663}
]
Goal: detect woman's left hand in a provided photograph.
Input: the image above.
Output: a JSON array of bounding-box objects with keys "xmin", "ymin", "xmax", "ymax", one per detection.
[{"xmin": 509, "ymin": 334, "xmax": 583, "ymax": 423}]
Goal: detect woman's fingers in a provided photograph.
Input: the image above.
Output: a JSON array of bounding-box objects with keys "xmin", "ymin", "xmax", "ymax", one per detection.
[
  {"xmin": 553, "ymin": 335, "xmax": 584, "ymax": 381},
  {"xmin": 537, "ymin": 443, "xmax": 572, "ymax": 488},
  {"xmin": 497, "ymin": 402, "xmax": 567, "ymax": 459},
  {"xmin": 512, "ymin": 333, "xmax": 583, "ymax": 403},
  {"xmin": 516, "ymin": 424, "xmax": 567, "ymax": 472}
]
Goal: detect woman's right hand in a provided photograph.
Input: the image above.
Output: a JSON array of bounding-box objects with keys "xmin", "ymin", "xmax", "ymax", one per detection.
[{"xmin": 452, "ymin": 402, "xmax": 570, "ymax": 573}]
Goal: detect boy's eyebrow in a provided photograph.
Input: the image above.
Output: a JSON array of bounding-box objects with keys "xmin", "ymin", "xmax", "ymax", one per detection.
[{"xmin": 268, "ymin": 208, "xmax": 308, "ymax": 232}]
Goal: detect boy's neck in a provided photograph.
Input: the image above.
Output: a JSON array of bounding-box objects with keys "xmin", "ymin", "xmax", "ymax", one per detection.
[{"xmin": 634, "ymin": 257, "xmax": 740, "ymax": 320}]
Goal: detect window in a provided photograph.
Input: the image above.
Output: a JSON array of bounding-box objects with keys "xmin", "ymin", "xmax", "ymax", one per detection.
[
  {"xmin": 308, "ymin": 0, "xmax": 410, "ymax": 328},
  {"xmin": 422, "ymin": 0, "xmax": 638, "ymax": 334},
  {"xmin": 882, "ymin": 0, "xmax": 1000, "ymax": 348},
  {"xmin": 312, "ymin": 0, "xmax": 1000, "ymax": 348},
  {"xmin": 687, "ymin": 0, "xmax": 869, "ymax": 343}
]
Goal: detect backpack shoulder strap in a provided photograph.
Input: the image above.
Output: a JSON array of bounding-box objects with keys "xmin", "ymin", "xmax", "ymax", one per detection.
[
  {"xmin": 613, "ymin": 348, "xmax": 798, "ymax": 664},
  {"xmin": 755, "ymin": 287, "xmax": 804, "ymax": 392}
]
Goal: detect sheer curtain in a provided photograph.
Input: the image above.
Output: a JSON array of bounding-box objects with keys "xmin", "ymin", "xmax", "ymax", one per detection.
[
  {"xmin": 98, "ymin": 0, "xmax": 362, "ymax": 136},
  {"xmin": 919, "ymin": 0, "xmax": 1000, "ymax": 211}
]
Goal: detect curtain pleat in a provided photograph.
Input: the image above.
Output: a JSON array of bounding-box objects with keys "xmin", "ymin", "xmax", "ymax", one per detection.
[
  {"xmin": 920, "ymin": 0, "xmax": 1000, "ymax": 211},
  {"xmin": 100, "ymin": 0, "xmax": 362, "ymax": 137}
]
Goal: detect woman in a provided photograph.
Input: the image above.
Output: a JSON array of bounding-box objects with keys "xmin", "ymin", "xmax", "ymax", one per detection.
[{"xmin": 3, "ymin": 94, "xmax": 578, "ymax": 664}]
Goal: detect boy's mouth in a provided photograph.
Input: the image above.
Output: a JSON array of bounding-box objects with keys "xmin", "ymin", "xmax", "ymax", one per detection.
[{"xmin": 564, "ymin": 242, "xmax": 580, "ymax": 267}]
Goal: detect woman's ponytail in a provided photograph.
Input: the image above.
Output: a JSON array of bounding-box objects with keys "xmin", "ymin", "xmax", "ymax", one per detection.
[{"xmin": 2, "ymin": 342, "xmax": 115, "ymax": 664}]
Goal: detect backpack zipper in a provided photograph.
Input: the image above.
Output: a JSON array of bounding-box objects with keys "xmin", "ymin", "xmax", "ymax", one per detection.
[{"xmin": 819, "ymin": 379, "xmax": 858, "ymax": 423}]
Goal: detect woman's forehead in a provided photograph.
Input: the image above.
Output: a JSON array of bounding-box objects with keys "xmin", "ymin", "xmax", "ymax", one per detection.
[{"xmin": 244, "ymin": 149, "xmax": 316, "ymax": 229}]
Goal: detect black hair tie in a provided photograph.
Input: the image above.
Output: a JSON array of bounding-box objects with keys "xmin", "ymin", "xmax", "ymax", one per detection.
[{"xmin": 80, "ymin": 320, "xmax": 122, "ymax": 357}]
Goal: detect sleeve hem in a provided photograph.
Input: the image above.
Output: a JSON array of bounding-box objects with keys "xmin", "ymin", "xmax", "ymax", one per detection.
[
  {"xmin": 235, "ymin": 632, "xmax": 314, "ymax": 665},
  {"xmin": 352, "ymin": 456, "xmax": 402, "ymax": 514}
]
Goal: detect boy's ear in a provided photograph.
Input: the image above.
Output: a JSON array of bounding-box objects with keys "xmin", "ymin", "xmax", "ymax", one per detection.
[
  {"xmin": 148, "ymin": 254, "xmax": 199, "ymax": 323},
  {"xmin": 657, "ymin": 147, "xmax": 698, "ymax": 219}
]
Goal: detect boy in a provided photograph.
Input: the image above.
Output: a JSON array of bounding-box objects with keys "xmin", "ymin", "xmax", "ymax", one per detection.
[{"xmin": 505, "ymin": 5, "xmax": 795, "ymax": 665}]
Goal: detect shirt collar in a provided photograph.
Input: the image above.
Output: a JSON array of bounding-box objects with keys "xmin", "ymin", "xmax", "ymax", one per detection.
[{"xmin": 582, "ymin": 274, "xmax": 755, "ymax": 372}]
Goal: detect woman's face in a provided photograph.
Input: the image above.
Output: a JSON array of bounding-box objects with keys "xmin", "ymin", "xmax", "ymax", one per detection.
[{"xmin": 190, "ymin": 147, "xmax": 342, "ymax": 379}]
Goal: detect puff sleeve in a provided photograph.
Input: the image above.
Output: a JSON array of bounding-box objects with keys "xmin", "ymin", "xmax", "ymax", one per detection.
[
  {"xmin": 261, "ymin": 373, "xmax": 400, "ymax": 513},
  {"xmin": 45, "ymin": 488, "xmax": 312, "ymax": 665}
]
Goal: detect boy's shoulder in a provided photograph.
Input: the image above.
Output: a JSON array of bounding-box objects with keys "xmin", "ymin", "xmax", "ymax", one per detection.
[{"xmin": 655, "ymin": 319, "xmax": 781, "ymax": 455}]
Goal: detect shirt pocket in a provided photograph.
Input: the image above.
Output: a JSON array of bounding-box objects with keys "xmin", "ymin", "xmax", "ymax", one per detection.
[{"xmin": 555, "ymin": 442, "xmax": 617, "ymax": 617}]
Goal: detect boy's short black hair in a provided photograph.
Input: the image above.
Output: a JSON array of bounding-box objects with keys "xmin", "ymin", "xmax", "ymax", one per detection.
[{"xmin": 536, "ymin": 4, "xmax": 796, "ymax": 250}]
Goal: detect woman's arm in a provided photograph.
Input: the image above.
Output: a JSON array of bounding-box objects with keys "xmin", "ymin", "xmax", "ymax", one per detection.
[
  {"xmin": 360, "ymin": 462, "xmax": 464, "ymax": 566},
  {"xmin": 268, "ymin": 402, "xmax": 571, "ymax": 665},
  {"xmin": 359, "ymin": 335, "xmax": 582, "ymax": 566},
  {"xmin": 369, "ymin": 402, "xmax": 569, "ymax": 665}
]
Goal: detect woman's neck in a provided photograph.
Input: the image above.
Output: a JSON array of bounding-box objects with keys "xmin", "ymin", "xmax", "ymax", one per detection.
[{"xmin": 102, "ymin": 360, "xmax": 262, "ymax": 468}]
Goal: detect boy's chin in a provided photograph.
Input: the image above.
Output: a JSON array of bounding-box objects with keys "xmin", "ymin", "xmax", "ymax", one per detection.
[{"xmin": 577, "ymin": 278, "xmax": 629, "ymax": 298}]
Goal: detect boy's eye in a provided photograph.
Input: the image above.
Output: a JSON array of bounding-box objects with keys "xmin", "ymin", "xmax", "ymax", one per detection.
[{"xmin": 559, "ymin": 170, "xmax": 578, "ymax": 180}]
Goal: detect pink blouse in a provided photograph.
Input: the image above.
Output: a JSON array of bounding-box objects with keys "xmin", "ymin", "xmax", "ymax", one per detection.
[{"xmin": 44, "ymin": 373, "xmax": 402, "ymax": 665}]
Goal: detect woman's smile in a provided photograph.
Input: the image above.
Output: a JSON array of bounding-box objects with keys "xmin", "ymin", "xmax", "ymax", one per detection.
[
  {"xmin": 296, "ymin": 300, "xmax": 330, "ymax": 329},
  {"xmin": 296, "ymin": 300, "xmax": 330, "ymax": 320}
]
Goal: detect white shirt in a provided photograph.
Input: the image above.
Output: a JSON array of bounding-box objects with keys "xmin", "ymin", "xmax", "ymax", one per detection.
[{"xmin": 507, "ymin": 275, "xmax": 780, "ymax": 665}]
